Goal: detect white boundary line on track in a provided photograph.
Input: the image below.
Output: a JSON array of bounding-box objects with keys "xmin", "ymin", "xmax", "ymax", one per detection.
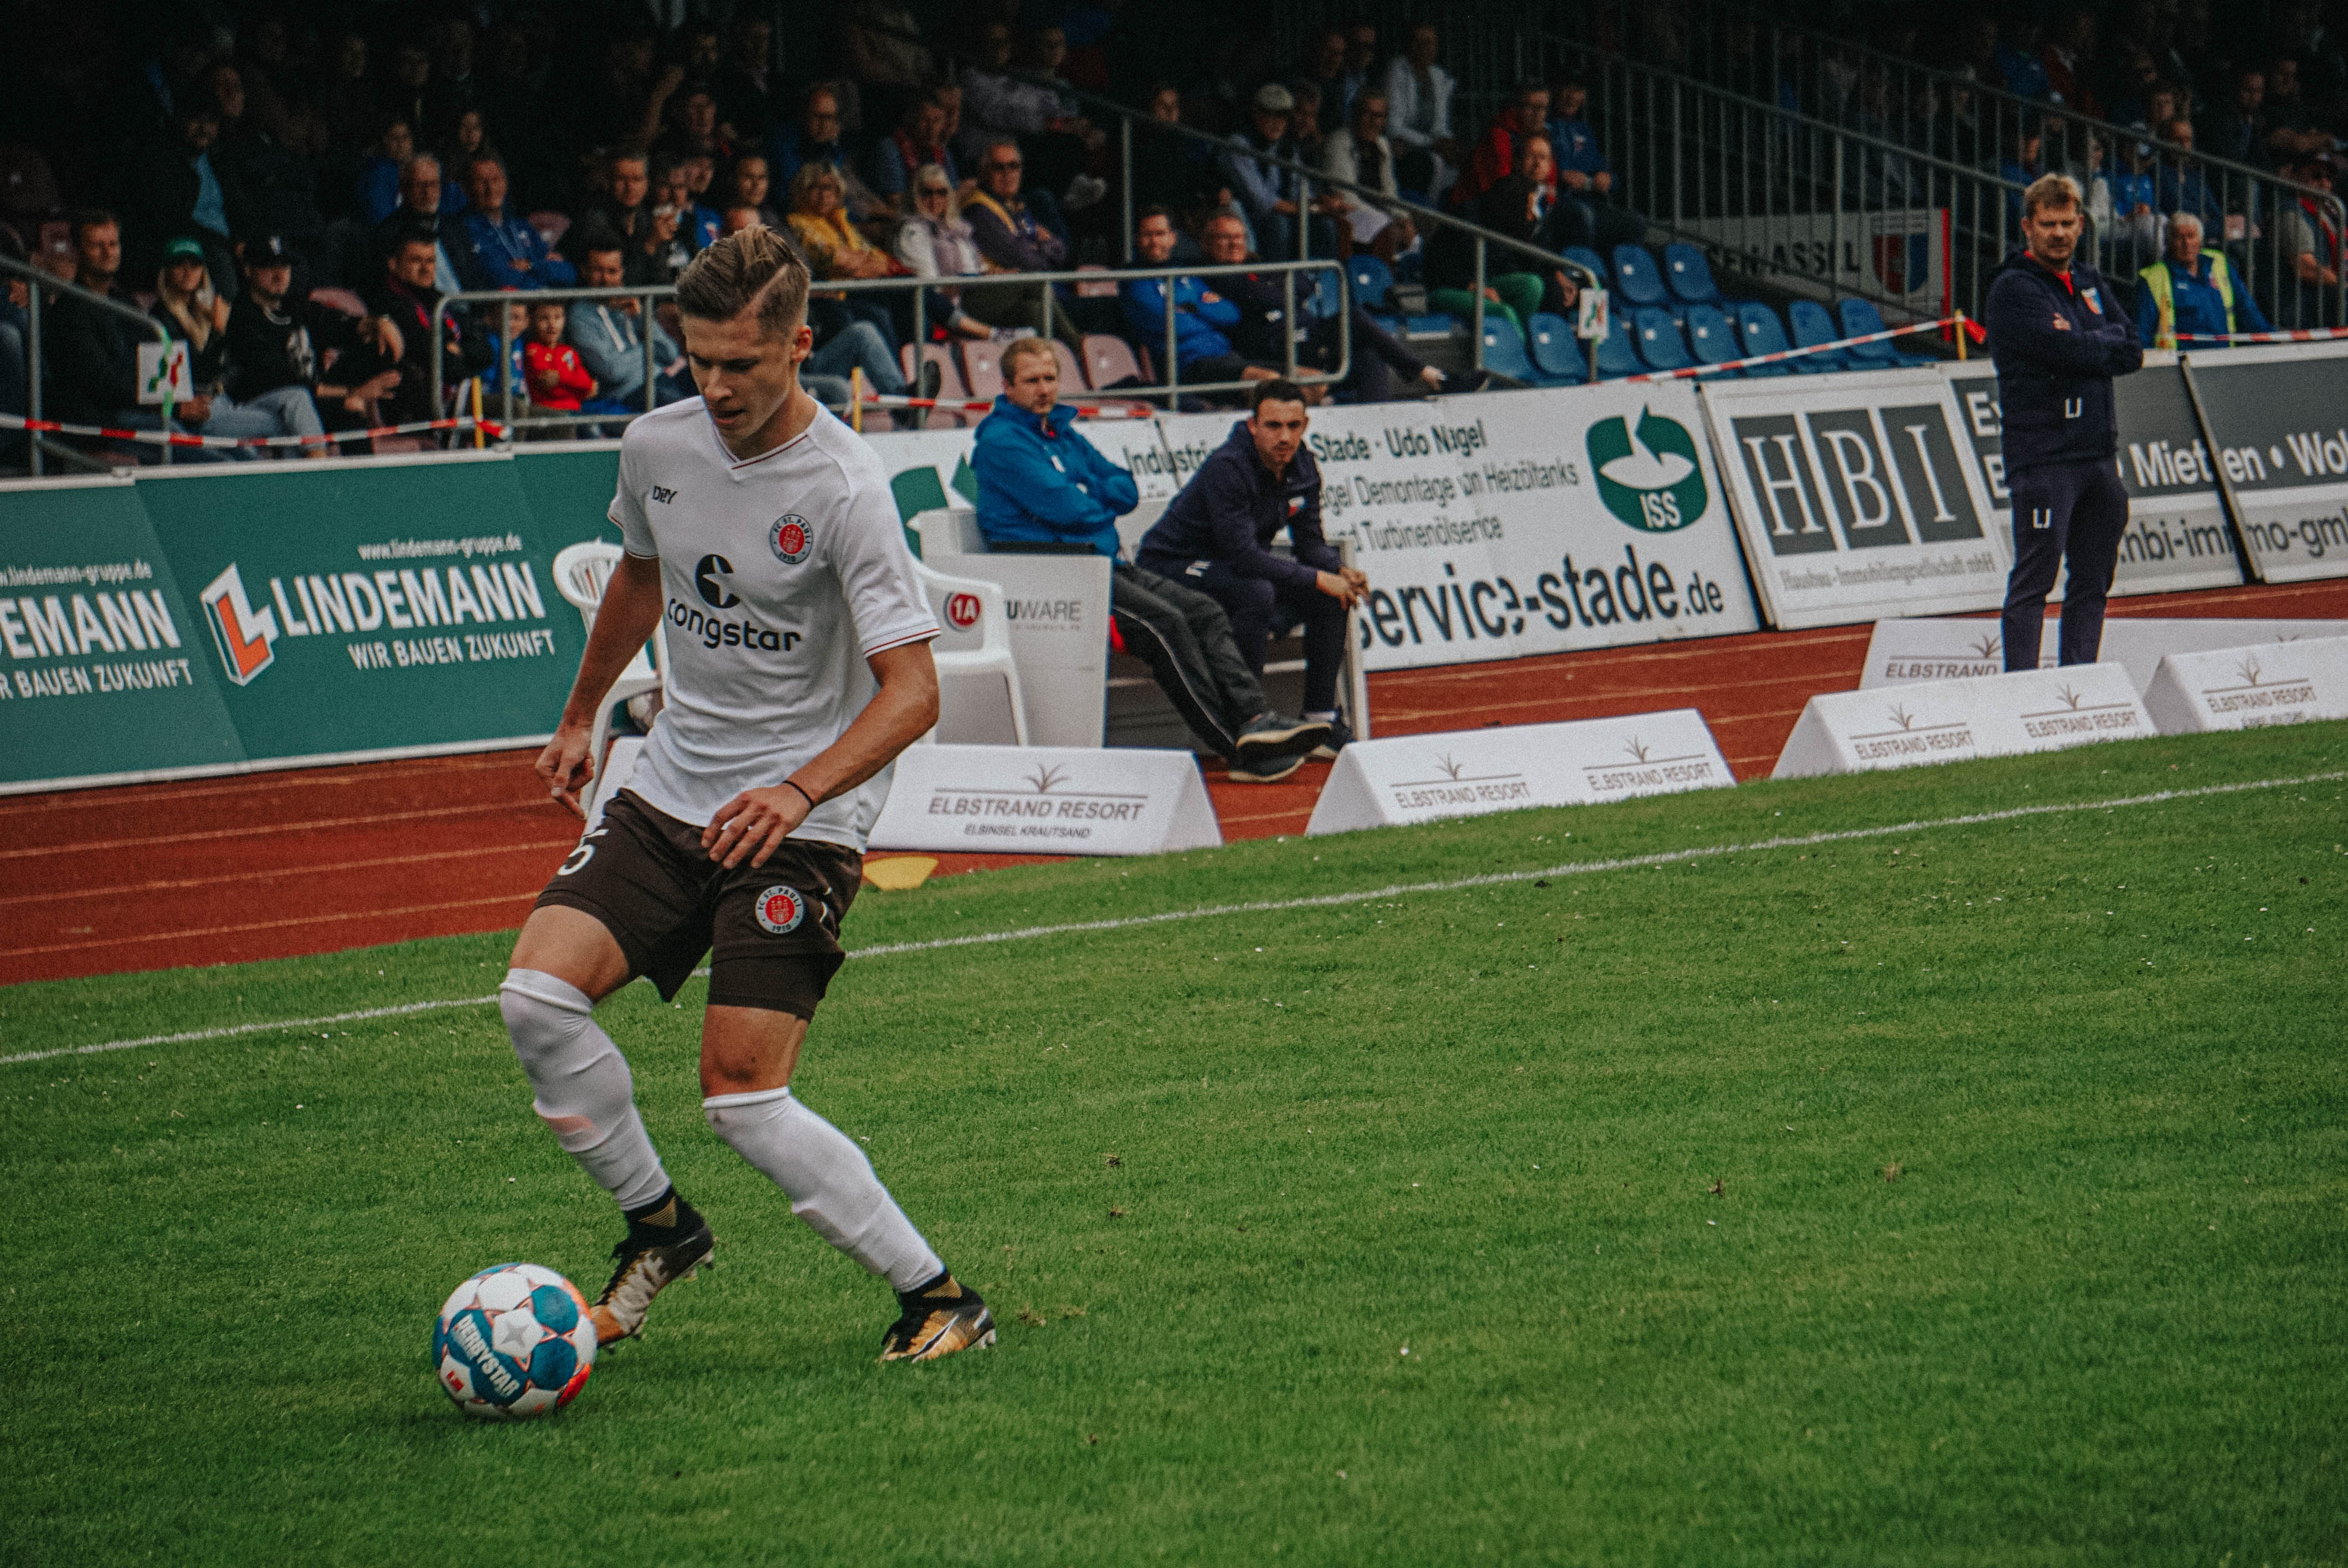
[{"xmin": 9, "ymin": 769, "xmax": 2340, "ymax": 1068}]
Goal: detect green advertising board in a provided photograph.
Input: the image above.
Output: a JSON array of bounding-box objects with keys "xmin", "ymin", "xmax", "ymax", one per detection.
[
  {"xmin": 1, "ymin": 453, "xmax": 607, "ymax": 794},
  {"xmin": 0, "ymin": 475, "xmax": 247, "ymax": 787}
]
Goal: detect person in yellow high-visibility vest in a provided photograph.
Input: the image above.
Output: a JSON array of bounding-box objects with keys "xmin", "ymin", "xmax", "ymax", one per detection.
[{"xmin": 2133, "ymin": 213, "xmax": 2272, "ymax": 347}]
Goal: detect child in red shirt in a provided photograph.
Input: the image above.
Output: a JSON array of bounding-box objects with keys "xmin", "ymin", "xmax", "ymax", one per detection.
[{"xmin": 525, "ymin": 301, "xmax": 596, "ymax": 413}]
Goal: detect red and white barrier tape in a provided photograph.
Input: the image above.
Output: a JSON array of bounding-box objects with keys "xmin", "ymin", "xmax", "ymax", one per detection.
[
  {"xmin": 2173, "ymin": 326, "xmax": 2348, "ymax": 343},
  {"xmin": 859, "ymin": 394, "xmax": 1157, "ymax": 419},
  {"xmin": 1619, "ymin": 314, "xmax": 1966, "ymax": 383},
  {"xmin": 0, "ymin": 412, "xmax": 507, "ymax": 450}
]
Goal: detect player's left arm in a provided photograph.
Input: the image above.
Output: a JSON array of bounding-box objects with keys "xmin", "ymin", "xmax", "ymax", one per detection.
[{"xmin": 702, "ymin": 639, "xmax": 940, "ymax": 869}]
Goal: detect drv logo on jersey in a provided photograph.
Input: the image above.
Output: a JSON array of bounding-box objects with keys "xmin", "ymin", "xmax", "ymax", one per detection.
[{"xmin": 651, "ymin": 485, "xmax": 678, "ymax": 504}]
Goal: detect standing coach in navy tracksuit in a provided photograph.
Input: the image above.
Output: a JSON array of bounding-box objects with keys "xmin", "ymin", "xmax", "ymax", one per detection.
[{"xmin": 1985, "ymin": 172, "xmax": 2145, "ymax": 670}]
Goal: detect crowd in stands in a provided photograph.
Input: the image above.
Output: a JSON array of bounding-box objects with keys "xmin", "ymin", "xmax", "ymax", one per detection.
[{"xmin": 2, "ymin": 2, "xmax": 2341, "ymax": 463}]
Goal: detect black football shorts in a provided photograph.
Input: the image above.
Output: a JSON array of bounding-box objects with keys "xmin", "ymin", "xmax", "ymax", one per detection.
[{"xmin": 533, "ymin": 789, "xmax": 863, "ymax": 1018}]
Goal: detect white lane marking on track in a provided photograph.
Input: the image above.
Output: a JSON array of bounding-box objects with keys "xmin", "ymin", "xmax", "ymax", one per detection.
[{"xmin": 9, "ymin": 770, "xmax": 2339, "ymax": 1067}]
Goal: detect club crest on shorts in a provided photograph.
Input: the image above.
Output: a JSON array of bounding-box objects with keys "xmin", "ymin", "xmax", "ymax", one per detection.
[
  {"xmin": 754, "ymin": 885, "xmax": 807, "ymax": 935},
  {"xmin": 770, "ymin": 515, "xmax": 812, "ymax": 565}
]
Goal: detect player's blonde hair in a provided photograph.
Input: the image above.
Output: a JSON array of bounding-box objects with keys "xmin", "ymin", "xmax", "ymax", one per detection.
[
  {"xmin": 674, "ymin": 226, "xmax": 811, "ymax": 340},
  {"xmin": 2022, "ymin": 172, "xmax": 2085, "ymax": 219},
  {"xmin": 999, "ymin": 336, "xmax": 1058, "ymax": 379}
]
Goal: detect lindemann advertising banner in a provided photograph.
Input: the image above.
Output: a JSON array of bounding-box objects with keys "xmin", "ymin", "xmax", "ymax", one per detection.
[
  {"xmin": 1940, "ymin": 360, "xmax": 2245, "ymax": 595},
  {"xmin": 2180, "ymin": 344, "xmax": 2348, "ymax": 584},
  {"xmin": 1700, "ymin": 368, "xmax": 2010, "ymax": 628}
]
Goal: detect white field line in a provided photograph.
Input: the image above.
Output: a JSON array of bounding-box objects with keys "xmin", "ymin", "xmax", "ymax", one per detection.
[{"xmin": 9, "ymin": 769, "xmax": 2339, "ymax": 1069}]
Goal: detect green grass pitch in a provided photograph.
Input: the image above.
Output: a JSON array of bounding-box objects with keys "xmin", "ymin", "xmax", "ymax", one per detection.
[{"xmin": 3, "ymin": 725, "xmax": 2344, "ymax": 1566}]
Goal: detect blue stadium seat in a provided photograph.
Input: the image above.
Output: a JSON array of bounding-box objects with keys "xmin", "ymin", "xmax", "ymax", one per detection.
[
  {"xmin": 1611, "ymin": 245, "xmax": 1670, "ymax": 310},
  {"xmin": 1593, "ymin": 310, "xmax": 1645, "ymax": 379},
  {"xmin": 1662, "ymin": 244, "xmax": 1726, "ymax": 308},
  {"xmin": 1348, "ymin": 254, "xmax": 1394, "ymax": 312},
  {"xmin": 1788, "ymin": 300, "xmax": 1855, "ymax": 372},
  {"xmin": 1836, "ymin": 297, "xmax": 1938, "ymax": 368},
  {"xmin": 1308, "ymin": 268, "xmax": 1345, "ymax": 319},
  {"xmin": 1562, "ymin": 246, "xmax": 1608, "ymax": 291},
  {"xmin": 1527, "ymin": 312, "xmax": 1590, "ymax": 383},
  {"xmin": 1734, "ymin": 302, "xmax": 1805, "ymax": 375},
  {"xmin": 1481, "ymin": 316, "xmax": 1576, "ymax": 385},
  {"xmin": 1633, "ymin": 307, "xmax": 1696, "ymax": 374},
  {"xmin": 1684, "ymin": 304, "xmax": 1744, "ymax": 375}
]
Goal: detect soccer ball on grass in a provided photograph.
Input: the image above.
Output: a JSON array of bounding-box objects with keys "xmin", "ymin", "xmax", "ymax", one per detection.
[{"xmin": 432, "ymin": 1262, "xmax": 597, "ymax": 1419}]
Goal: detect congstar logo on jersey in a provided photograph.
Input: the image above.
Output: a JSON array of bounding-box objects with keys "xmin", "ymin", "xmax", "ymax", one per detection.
[
  {"xmin": 1587, "ymin": 408, "xmax": 1707, "ymax": 533},
  {"xmin": 674, "ymin": 554, "xmax": 801, "ymax": 652}
]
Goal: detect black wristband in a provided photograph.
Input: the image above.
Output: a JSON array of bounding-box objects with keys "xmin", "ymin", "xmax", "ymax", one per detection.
[{"xmin": 782, "ymin": 778, "xmax": 819, "ymax": 811}]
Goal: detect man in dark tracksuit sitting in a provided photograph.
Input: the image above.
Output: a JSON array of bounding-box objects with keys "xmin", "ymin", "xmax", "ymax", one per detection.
[
  {"xmin": 970, "ymin": 338, "xmax": 1331, "ymax": 781},
  {"xmin": 1138, "ymin": 379, "xmax": 1368, "ymax": 753},
  {"xmin": 1984, "ymin": 172, "xmax": 2145, "ymax": 670}
]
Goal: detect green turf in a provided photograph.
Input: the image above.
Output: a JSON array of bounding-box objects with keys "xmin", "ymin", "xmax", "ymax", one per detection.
[{"xmin": 4, "ymin": 726, "xmax": 2345, "ymax": 1566}]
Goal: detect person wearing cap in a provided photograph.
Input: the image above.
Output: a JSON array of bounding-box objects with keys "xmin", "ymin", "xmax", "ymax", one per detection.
[
  {"xmin": 148, "ymin": 235, "xmax": 322, "ymax": 458},
  {"xmin": 2133, "ymin": 212, "xmax": 2271, "ymax": 348},
  {"xmin": 1224, "ymin": 84, "xmax": 1338, "ymax": 261},
  {"xmin": 226, "ymin": 235, "xmax": 406, "ymax": 446},
  {"xmin": 45, "ymin": 211, "xmax": 229, "ymax": 462}
]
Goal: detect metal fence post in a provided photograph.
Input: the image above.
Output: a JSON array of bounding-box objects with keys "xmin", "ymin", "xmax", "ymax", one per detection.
[
  {"xmin": 1120, "ymin": 119, "xmax": 1134, "ymax": 265},
  {"xmin": 27, "ymin": 283, "xmax": 40, "ymax": 477},
  {"xmin": 1471, "ymin": 235, "xmax": 1487, "ymax": 373},
  {"xmin": 641, "ymin": 295, "xmax": 656, "ymax": 415}
]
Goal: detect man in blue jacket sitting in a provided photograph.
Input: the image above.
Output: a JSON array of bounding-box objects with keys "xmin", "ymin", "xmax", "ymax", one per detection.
[
  {"xmin": 1121, "ymin": 207, "xmax": 1276, "ymax": 395},
  {"xmin": 971, "ymin": 337, "xmax": 1331, "ymax": 780},
  {"xmin": 1138, "ymin": 380, "xmax": 1367, "ymax": 754},
  {"xmin": 1985, "ymin": 172, "xmax": 2145, "ymax": 670}
]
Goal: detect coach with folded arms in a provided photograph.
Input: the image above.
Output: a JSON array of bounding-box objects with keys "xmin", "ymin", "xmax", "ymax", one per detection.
[{"xmin": 1985, "ymin": 172, "xmax": 2144, "ymax": 670}]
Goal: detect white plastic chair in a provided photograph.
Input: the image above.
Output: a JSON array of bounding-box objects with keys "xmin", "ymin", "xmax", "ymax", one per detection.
[
  {"xmin": 913, "ymin": 555, "xmax": 1031, "ymax": 745},
  {"xmin": 550, "ymin": 541, "xmax": 667, "ymax": 808}
]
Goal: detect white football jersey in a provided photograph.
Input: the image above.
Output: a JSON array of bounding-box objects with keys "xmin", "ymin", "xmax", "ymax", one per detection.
[{"xmin": 609, "ymin": 399, "xmax": 939, "ymax": 852}]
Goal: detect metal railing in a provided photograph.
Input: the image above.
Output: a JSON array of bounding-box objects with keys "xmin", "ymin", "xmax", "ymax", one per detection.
[
  {"xmin": 429, "ymin": 257, "xmax": 1353, "ymax": 437},
  {"xmin": 5, "ymin": 253, "xmax": 177, "ymax": 477}
]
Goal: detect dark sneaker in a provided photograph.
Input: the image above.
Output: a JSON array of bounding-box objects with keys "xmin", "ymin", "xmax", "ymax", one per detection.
[
  {"xmin": 1309, "ymin": 714, "xmax": 1356, "ymax": 761},
  {"xmin": 591, "ymin": 1194, "xmax": 714, "ymax": 1346},
  {"xmin": 1234, "ymin": 710, "xmax": 1331, "ymax": 761},
  {"xmin": 915, "ymin": 359, "xmax": 944, "ymax": 403},
  {"xmin": 1226, "ymin": 748, "xmax": 1307, "ymax": 783},
  {"xmin": 879, "ymin": 1273, "xmax": 997, "ymax": 1363}
]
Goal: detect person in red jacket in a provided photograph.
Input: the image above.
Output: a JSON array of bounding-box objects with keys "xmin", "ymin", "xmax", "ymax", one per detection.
[
  {"xmin": 524, "ymin": 300, "xmax": 596, "ymax": 417},
  {"xmin": 1453, "ymin": 81, "xmax": 1549, "ymax": 209}
]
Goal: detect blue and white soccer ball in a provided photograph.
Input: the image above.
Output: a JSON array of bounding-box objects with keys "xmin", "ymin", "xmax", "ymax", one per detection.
[{"xmin": 432, "ymin": 1262, "xmax": 598, "ymax": 1419}]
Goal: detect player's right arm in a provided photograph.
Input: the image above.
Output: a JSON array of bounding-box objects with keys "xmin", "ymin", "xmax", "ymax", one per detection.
[{"xmin": 536, "ymin": 551, "xmax": 665, "ymax": 816}]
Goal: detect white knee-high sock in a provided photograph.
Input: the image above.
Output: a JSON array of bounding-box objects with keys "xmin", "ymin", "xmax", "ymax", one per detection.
[
  {"xmin": 702, "ymin": 1087, "xmax": 944, "ymax": 1291},
  {"xmin": 500, "ymin": 969, "xmax": 671, "ymax": 1213}
]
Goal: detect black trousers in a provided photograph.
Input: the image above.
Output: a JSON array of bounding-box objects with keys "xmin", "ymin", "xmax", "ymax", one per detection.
[
  {"xmin": 1110, "ymin": 563, "xmax": 1270, "ymax": 756},
  {"xmin": 2000, "ymin": 457, "xmax": 2131, "ymax": 669},
  {"xmin": 1141, "ymin": 552, "xmax": 1347, "ymax": 714}
]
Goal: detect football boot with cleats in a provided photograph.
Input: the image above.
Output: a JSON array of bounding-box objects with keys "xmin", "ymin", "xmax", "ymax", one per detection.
[
  {"xmin": 879, "ymin": 1273, "xmax": 996, "ymax": 1363},
  {"xmin": 591, "ymin": 1192, "xmax": 714, "ymax": 1345}
]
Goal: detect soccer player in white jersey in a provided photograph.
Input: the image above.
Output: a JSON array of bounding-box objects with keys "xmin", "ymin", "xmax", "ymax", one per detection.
[{"xmin": 497, "ymin": 228, "xmax": 992, "ymax": 1363}]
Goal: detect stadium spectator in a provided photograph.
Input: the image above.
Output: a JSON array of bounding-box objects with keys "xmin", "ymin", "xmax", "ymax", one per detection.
[
  {"xmin": 973, "ymin": 339, "xmax": 1329, "ymax": 781},
  {"xmin": 320, "ymin": 32, "xmax": 384, "ymax": 160},
  {"xmin": 959, "ymin": 21, "xmax": 1105, "ymax": 208},
  {"xmin": 667, "ymin": 153, "xmax": 725, "ymax": 254},
  {"xmin": 440, "ymin": 112, "xmax": 490, "ymax": 207},
  {"xmin": 1288, "ymin": 81, "xmax": 1330, "ymax": 165},
  {"xmin": 1319, "ymin": 92, "xmax": 1418, "ymax": 264},
  {"xmin": 2273, "ymin": 152, "xmax": 2342, "ymax": 325},
  {"xmin": 2041, "ymin": 8, "xmax": 2104, "ymax": 119},
  {"xmin": 840, "ymin": 0, "xmax": 936, "ymax": 133},
  {"xmin": 565, "ymin": 234, "xmax": 693, "ymax": 409},
  {"xmin": 2134, "ymin": 212, "xmax": 2270, "ymax": 346},
  {"xmin": 584, "ymin": 152, "xmax": 656, "ymax": 276},
  {"xmin": 127, "ymin": 97, "xmax": 248, "ymax": 298},
  {"xmin": 724, "ymin": 155, "xmax": 786, "ymax": 231},
  {"xmin": 1300, "ymin": 32, "xmax": 1351, "ymax": 138},
  {"xmin": 464, "ymin": 155, "xmax": 575, "ymax": 290},
  {"xmin": 2097, "ymin": 135, "xmax": 2162, "ymax": 262},
  {"xmin": 1131, "ymin": 86, "xmax": 1225, "ymax": 218},
  {"xmin": 786, "ymin": 161, "xmax": 904, "ymax": 350},
  {"xmin": 45, "ymin": 212, "xmax": 228, "ymax": 461},
  {"xmin": 1124, "ymin": 206, "xmax": 1265, "ymax": 389},
  {"xmin": 2154, "ymin": 120, "xmax": 2227, "ymax": 232},
  {"xmin": 714, "ymin": 17, "xmax": 781, "ymax": 145},
  {"xmin": 370, "ymin": 153, "xmax": 489, "ymax": 297},
  {"xmin": 769, "ymin": 87, "xmax": 853, "ymax": 202},
  {"xmin": 1225, "ymin": 84, "xmax": 1336, "ymax": 261},
  {"xmin": 1996, "ymin": 15, "xmax": 2053, "ymax": 102},
  {"xmin": 356, "ymin": 118, "xmax": 418, "ymax": 226},
  {"xmin": 653, "ymin": 86, "xmax": 730, "ymax": 171},
  {"xmin": 524, "ymin": 300, "xmax": 596, "ymax": 427},
  {"xmin": 1456, "ymin": 81, "xmax": 1551, "ymax": 210},
  {"xmin": 1137, "ymin": 378, "xmax": 1363, "ymax": 751},
  {"xmin": 364, "ymin": 227, "xmax": 493, "ymax": 430},
  {"xmin": 224, "ymin": 234, "xmax": 404, "ymax": 439},
  {"xmin": 1195, "ymin": 209, "xmax": 1459, "ymax": 403},
  {"xmin": 2260, "ymin": 56, "xmax": 2332, "ymax": 168},
  {"xmin": 2206, "ymin": 70, "xmax": 2269, "ymax": 166},
  {"xmin": 869, "ymin": 94, "xmax": 960, "ymax": 214},
  {"xmin": 1338, "ymin": 25, "xmax": 1380, "ymax": 121},
  {"xmin": 893, "ymin": 164, "xmax": 996, "ymax": 342},
  {"xmin": 1547, "ymin": 75, "xmax": 1644, "ymax": 251},
  {"xmin": 1383, "ymin": 24, "xmax": 1460, "ymax": 202},
  {"xmin": 1423, "ymin": 157, "xmax": 1573, "ymax": 338},
  {"xmin": 150, "ymin": 235, "xmax": 321, "ymax": 457},
  {"xmin": 962, "ymin": 136, "xmax": 1085, "ymax": 347}
]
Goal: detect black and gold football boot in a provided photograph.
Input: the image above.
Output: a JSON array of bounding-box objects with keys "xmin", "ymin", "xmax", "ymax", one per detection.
[{"xmin": 878, "ymin": 1272, "xmax": 996, "ymax": 1362}]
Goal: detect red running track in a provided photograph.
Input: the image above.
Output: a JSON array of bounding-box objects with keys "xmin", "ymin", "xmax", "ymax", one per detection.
[{"xmin": 6, "ymin": 578, "xmax": 2344, "ymax": 986}]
